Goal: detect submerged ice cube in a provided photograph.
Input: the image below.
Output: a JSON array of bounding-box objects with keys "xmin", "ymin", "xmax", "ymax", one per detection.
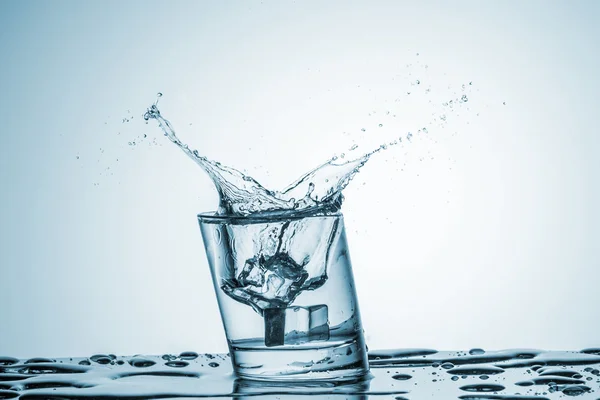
[
  {"xmin": 222, "ymin": 252, "xmax": 309, "ymax": 314},
  {"xmin": 264, "ymin": 305, "xmax": 330, "ymax": 347}
]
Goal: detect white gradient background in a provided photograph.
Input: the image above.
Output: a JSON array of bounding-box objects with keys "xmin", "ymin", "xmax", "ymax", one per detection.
[{"xmin": 1, "ymin": 1, "xmax": 598, "ymax": 358}]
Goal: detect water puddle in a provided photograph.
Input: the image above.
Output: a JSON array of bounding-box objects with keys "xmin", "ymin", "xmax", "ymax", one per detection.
[{"xmin": 0, "ymin": 350, "xmax": 597, "ymax": 398}]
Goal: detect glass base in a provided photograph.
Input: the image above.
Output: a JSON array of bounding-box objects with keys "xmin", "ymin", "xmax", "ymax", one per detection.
[{"xmin": 229, "ymin": 335, "xmax": 369, "ymax": 381}]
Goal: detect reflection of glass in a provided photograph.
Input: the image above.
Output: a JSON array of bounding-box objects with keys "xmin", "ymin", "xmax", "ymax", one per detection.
[
  {"xmin": 199, "ymin": 212, "xmax": 369, "ymax": 380},
  {"xmin": 232, "ymin": 375, "xmax": 370, "ymax": 399}
]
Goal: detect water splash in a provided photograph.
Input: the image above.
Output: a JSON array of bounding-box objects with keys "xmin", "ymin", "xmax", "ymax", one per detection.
[{"xmin": 143, "ymin": 102, "xmax": 381, "ymax": 217}]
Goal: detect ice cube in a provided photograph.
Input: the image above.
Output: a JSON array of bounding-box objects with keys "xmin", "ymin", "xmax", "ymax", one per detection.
[
  {"xmin": 263, "ymin": 305, "xmax": 330, "ymax": 347},
  {"xmin": 223, "ymin": 252, "xmax": 309, "ymax": 315},
  {"xmin": 238, "ymin": 256, "xmax": 266, "ymax": 287},
  {"xmin": 308, "ymin": 304, "xmax": 329, "ymax": 341},
  {"xmin": 283, "ymin": 305, "xmax": 330, "ymax": 345},
  {"xmin": 264, "ymin": 308, "xmax": 286, "ymax": 347}
]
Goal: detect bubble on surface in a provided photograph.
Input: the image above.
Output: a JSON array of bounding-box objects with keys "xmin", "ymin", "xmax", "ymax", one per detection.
[{"xmin": 208, "ymin": 362, "xmax": 220, "ymax": 368}]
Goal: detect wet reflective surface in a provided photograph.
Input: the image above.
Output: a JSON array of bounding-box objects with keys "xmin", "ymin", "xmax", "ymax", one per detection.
[{"xmin": 0, "ymin": 349, "xmax": 598, "ymax": 399}]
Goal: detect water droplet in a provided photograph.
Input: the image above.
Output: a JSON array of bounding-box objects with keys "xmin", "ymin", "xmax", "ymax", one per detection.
[
  {"xmin": 379, "ymin": 124, "xmax": 383, "ymax": 127},
  {"xmin": 451, "ymin": 376, "xmax": 459, "ymax": 381},
  {"xmin": 0, "ymin": 390, "xmax": 19, "ymax": 399},
  {"xmin": 76, "ymin": 156, "xmax": 80, "ymax": 160},
  {"xmin": 416, "ymin": 80, "xmax": 420, "ymax": 85},
  {"xmin": 128, "ymin": 358, "xmax": 156, "ymax": 368},
  {"xmin": 460, "ymin": 384, "xmax": 506, "ymax": 392},
  {"xmin": 179, "ymin": 351, "xmax": 198, "ymax": 360},
  {"xmin": 213, "ymin": 228, "xmax": 222, "ymax": 245},
  {"xmin": 461, "ymin": 95, "xmax": 468, "ymax": 103},
  {"xmin": 441, "ymin": 362, "xmax": 454, "ymax": 369},
  {"xmin": 503, "ymin": 101, "xmax": 506, "ymax": 105},
  {"xmin": 161, "ymin": 354, "xmax": 177, "ymax": 361},
  {"xmin": 562, "ymin": 385, "xmax": 590, "ymax": 396},
  {"xmin": 78, "ymin": 360, "xmax": 91, "ymax": 366},
  {"xmin": 361, "ymin": 128, "xmax": 366, "ymax": 132},
  {"xmin": 90, "ymin": 355, "xmax": 112, "ymax": 365},
  {"xmin": 24, "ymin": 358, "xmax": 55, "ymax": 364},
  {"xmin": 350, "ymin": 144, "xmax": 358, "ymax": 150},
  {"xmin": 479, "ymin": 375, "xmax": 489, "ymax": 380},
  {"xmin": 165, "ymin": 361, "xmax": 188, "ymax": 368},
  {"xmin": 0, "ymin": 357, "xmax": 18, "ymax": 366},
  {"xmin": 469, "ymin": 348, "xmax": 485, "ymax": 355},
  {"xmin": 157, "ymin": 92, "xmax": 163, "ymax": 98},
  {"xmin": 392, "ymin": 374, "xmax": 412, "ymax": 381},
  {"xmin": 208, "ymin": 362, "xmax": 220, "ymax": 368}
]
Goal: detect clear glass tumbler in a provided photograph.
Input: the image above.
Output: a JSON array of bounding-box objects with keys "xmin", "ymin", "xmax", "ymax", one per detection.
[{"xmin": 198, "ymin": 212, "xmax": 369, "ymax": 381}]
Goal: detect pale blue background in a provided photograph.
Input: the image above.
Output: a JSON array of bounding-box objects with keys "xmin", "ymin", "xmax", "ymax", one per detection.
[{"xmin": 1, "ymin": 1, "xmax": 599, "ymax": 358}]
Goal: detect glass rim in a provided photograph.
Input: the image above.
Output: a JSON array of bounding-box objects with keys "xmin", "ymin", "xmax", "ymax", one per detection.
[{"xmin": 198, "ymin": 211, "xmax": 342, "ymax": 224}]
